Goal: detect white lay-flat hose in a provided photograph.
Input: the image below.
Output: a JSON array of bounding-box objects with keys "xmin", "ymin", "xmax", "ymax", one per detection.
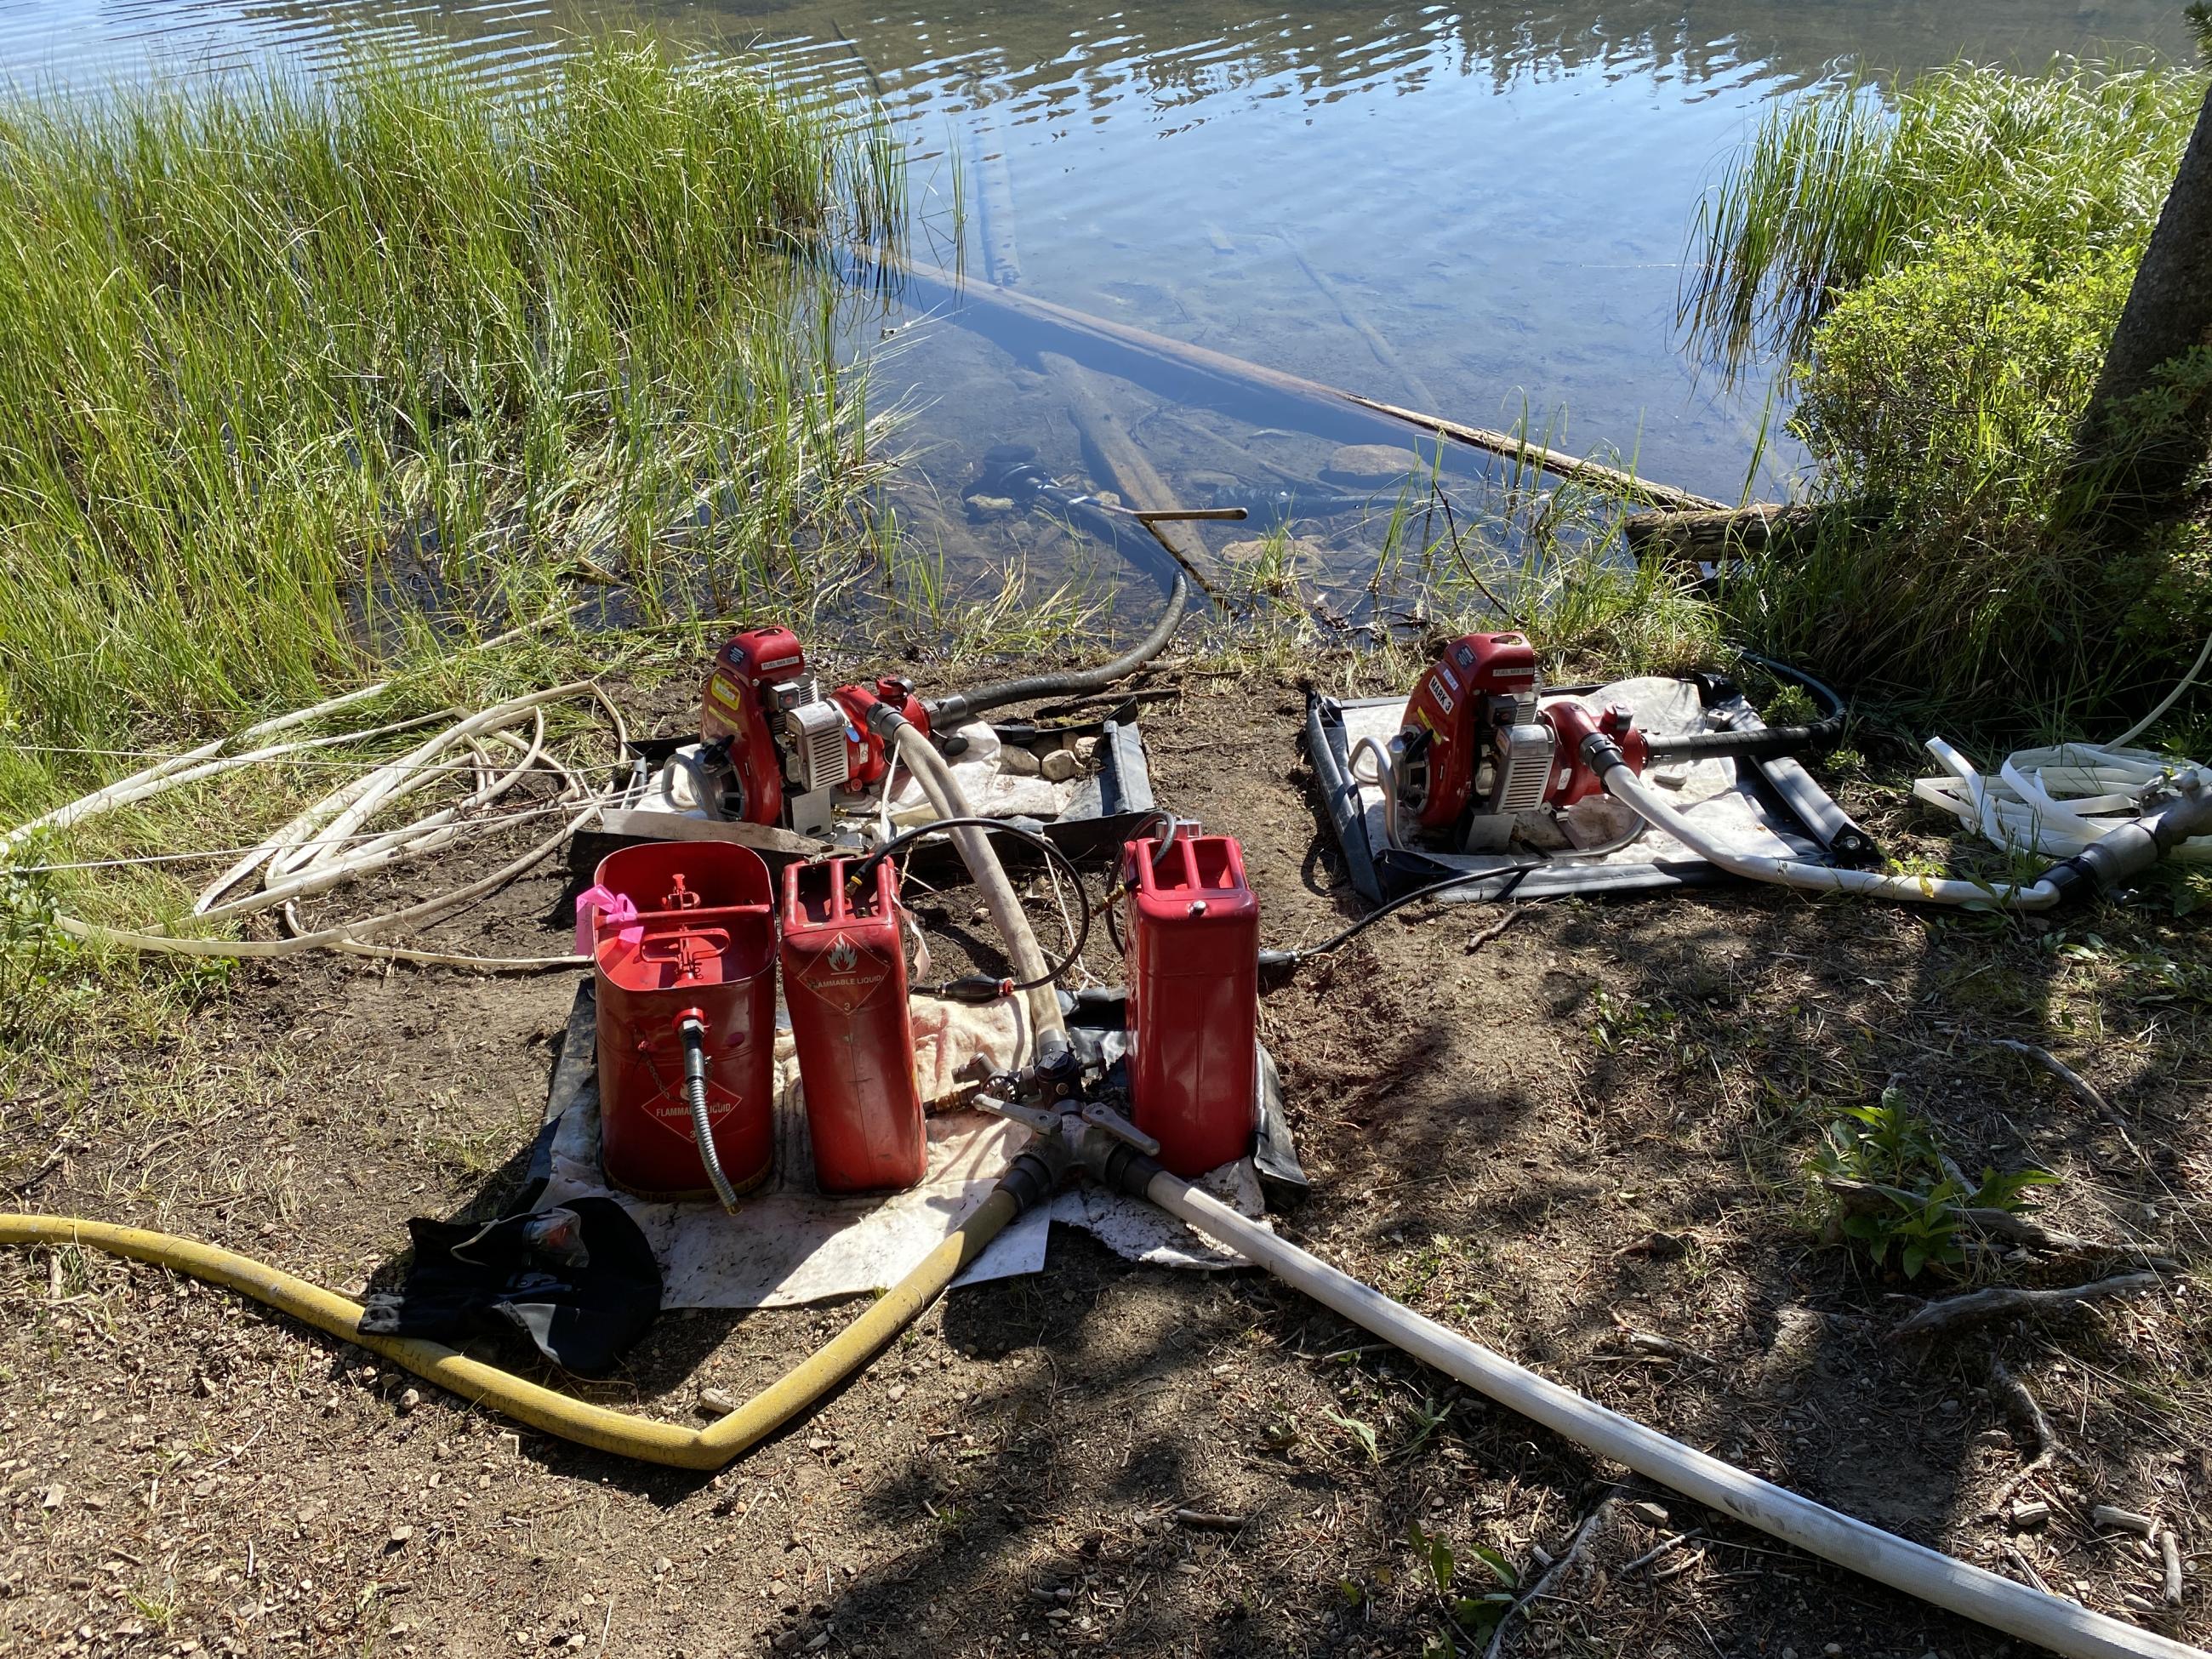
[
  {"xmin": 1914, "ymin": 738, "xmax": 2212, "ymax": 864},
  {"xmin": 1599, "ymin": 758, "xmax": 2061, "ymax": 909},
  {"xmin": 1138, "ymin": 1171, "xmax": 2198, "ymax": 1659},
  {"xmin": 890, "ymin": 722, "xmax": 1068, "ymax": 1046}
]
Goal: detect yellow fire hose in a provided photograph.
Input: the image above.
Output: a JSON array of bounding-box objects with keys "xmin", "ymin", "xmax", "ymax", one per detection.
[{"xmin": 1, "ymin": 1192, "xmax": 1023, "ymax": 1470}]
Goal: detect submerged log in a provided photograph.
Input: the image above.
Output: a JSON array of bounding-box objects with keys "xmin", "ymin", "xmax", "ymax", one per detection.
[
  {"xmin": 875, "ymin": 250, "xmax": 1725, "ymax": 513},
  {"xmin": 1039, "ymin": 351, "xmax": 1223, "ymax": 596},
  {"xmin": 1277, "ymin": 231, "xmax": 1441, "ymax": 413}
]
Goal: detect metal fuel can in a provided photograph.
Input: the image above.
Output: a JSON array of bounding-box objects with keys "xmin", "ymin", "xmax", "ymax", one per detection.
[
  {"xmin": 1122, "ymin": 829, "xmax": 1259, "ymax": 1176},
  {"xmin": 780, "ymin": 857, "xmax": 926, "ymax": 1194},
  {"xmin": 590, "ymin": 841, "xmax": 777, "ymax": 1200}
]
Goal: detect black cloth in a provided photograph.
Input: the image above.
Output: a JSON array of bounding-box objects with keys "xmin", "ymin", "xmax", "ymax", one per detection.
[{"xmin": 359, "ymin": 1196, "xmax": 660, "ymax": 1376}]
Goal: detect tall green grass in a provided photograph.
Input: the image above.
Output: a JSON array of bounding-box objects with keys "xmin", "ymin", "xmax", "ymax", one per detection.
[
  {"xmin": 0, "ymin": 41, "xmax": 902, "ymax": 801},
  {"xmin": 1683, "ymin": 60, "xmax": 2200, "ymax": 372},
  {"xmin": 1685, "ymin": 57, "xmax": 2212, "ymax": 730}
]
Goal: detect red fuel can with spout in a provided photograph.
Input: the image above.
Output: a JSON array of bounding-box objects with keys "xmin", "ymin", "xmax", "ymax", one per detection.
[
  {"xmin": 1122, "ymin": 829, "xmax": 1259, "ymax": 1176},
  {"xmin": 589, "ymin": 841, "xmax": 777, "ymax": 1200},
  {"xmin": 780, "ymin": 858, "xmax": 926, "ymax": 1193}
]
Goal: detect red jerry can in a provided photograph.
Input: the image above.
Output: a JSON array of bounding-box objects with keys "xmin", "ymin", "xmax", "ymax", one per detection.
[
  {"xmin": 589, "ymin": 841, "xmax": 777, "ymax": 1200},
  {"xmin": 1122, "ymin": 830, "xmax": 1259, "ymax": 1176},
  {"xmin": 780, "ymin": 858, "xmax": 926, "ymax": 1193}
]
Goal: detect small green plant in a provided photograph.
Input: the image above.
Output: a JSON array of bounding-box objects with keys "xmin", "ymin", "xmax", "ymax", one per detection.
[
  {"xmin": 1395, "ymin": 1395, "xmax": 1456, "ymax": 1462},
  {"xmin": 1408, "ymin": 1520, "xmax": 1519, "ymax": 1657},
  {"xmin": 0, "ymin": 841, "xmax": 66, "ymax": 1044},
  {"xmin": 1811, "ymin": 1089, "xmax": 2060, "ymax": 1277},
  {"xmin": 1762, "ymin": 682, "xmax": 1817, "ymax": 727},
  {"xmin": 1323, "ymin": 1407, "xmax": 1382, "ymax": 1463}
]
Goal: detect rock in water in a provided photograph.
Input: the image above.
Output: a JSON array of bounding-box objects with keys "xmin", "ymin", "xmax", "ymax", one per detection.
[
  {"xmin": 1040, "ymin": 749, "xmax": 1082, "ymax": 783},
  {"xmin": 1321, "ymin": 444, "xmax": 1423, "ymax": 486}
]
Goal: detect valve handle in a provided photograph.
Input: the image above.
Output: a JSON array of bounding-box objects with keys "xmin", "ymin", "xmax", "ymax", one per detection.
[
  {"xmin": 972, "ymin": 1092, "xmax": 1061, "ymax": 1137},
  {"xmin": 1080, "ymin": 1101, "xmax": 1160, "ymax": 1157}
]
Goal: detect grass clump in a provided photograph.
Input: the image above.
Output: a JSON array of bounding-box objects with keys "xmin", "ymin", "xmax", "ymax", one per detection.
[
  {"xmin": 0, "ymin": 40, "xmax": 902, "ymax": 809},
  {"xmin": 1685, "ymin": 60, "xmax": 2199, "ymax": 370},
  {"xmin": 1688, "ymin": 58, "xmax": 2212, "ymax": 729}
]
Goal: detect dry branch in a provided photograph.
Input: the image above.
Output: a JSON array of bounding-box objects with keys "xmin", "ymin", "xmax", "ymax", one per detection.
[
  {"xmin": 1980, "ymin": 1355, "xmax": 2062, "ymax": 1514},
  {"xmin": 1483, "ymin": 1497, "xmax": 1618, "ymax": 1659},
  {"xmin": 1987, "ymin": 1037, "xmax": 2148, "ymax": 1163},
  {"xmin": 1893, "ymin": 1270, "xmax": 2165, "ymax": 1341}
]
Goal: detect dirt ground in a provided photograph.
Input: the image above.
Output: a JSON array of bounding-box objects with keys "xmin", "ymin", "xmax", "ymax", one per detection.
[{"xmin": 2, "ymin": 660, "xmax": 2208, "ymax": 1659}]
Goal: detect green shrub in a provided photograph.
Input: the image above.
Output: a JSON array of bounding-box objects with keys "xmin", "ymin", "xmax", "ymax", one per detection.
[
  {"xmin": 1719, "ymin": 230, "xmax": 2212, "ymax": 715},
  {"xmin": 1690, "ymin": 57, "xmax": 2212, "ymax": 729}
]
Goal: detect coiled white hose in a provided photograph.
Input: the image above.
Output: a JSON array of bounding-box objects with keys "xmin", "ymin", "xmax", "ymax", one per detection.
[
  {"xmin": 1914, "ymin": 738, "xmax": 2212, "ymax": 864},
  {"xmin": 5, "ymin": 681, "xmax": 627, "ymax": 967}
]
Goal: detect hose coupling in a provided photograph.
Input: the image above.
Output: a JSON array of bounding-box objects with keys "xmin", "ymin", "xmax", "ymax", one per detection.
[
  {"xmin": 2040, "ymin": 783, "xmax": 2212, "ymax": 902},
  {"xmin": 1580, "ymin": 731, "xmax": 1628, "ymax": 775},
  {"xmin": 1076, "ymin": 1121, "xmax": 1164, "ymax": 1198},
  {"xmin": 864, "ymin": 699, "xmax": 913, "ymax": 740},
  {"xmin": 998, "ymin": 1132, "xmax": 1075, "ymax": 1214}
]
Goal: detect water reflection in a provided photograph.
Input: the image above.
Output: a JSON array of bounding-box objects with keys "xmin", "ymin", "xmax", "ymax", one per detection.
[{"xmin": 0, "ymin": 0, "xmax": 2192, "ymax": 624}]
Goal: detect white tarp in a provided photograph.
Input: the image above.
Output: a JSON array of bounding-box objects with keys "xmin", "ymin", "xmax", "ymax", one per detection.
[{"xmin": 539, "ymin": 998, "xmax": 1267, "ymax": 1309}]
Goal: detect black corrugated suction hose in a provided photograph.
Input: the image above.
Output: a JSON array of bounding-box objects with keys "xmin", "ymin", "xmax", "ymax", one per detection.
[
  {"xmin": 924, "ymin": 568, "xmax": 1190, "ymax": 724},
  {"xmin": 1643, "ymin": 721, "xmax": 1841, "ymax": 761},
  {"xmin": 1643, "ymin": 653, "xmax": 1848, "ymax": 761}
]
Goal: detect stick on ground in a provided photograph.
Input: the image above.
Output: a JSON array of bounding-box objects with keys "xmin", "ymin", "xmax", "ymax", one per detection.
[
  {"xmin": 1483, "ymin": 1497, "xmax": 1618, "ymax": 1659},
  {"xmin": 1892, "ymin": 1270, "xmax": 2165, "ymax": 1341},
  {"xmin": 1980, "ymin": 1354, "xmax": 2061, "ymax": 1514}
]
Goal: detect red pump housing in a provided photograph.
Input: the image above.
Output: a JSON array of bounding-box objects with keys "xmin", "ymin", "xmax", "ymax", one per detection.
[
  {"xmin": 1400, "ymin": 630, "xmax": 1539, "ymax": 830},
  {"xmin": 1122, "ymin": 830, "xmax": 1259, "ymax": 1177},
  {"xmin": 590, "ymin": 842, "xmax": 777, "ymax": 1200},
  {"xmin": 780, "ymin": 858, "xmax": 926, "ymax": 1194},
  {"xmin": 826, "ymin": 678, "xmax": 930, "ymax": 789},
  {"xmin": 699, "ymin": 625, "xmax": 808, "ymax": 826}
]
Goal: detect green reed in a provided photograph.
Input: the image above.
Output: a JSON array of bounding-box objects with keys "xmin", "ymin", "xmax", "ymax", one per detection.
[
  {"xmin": 1683, "ymin": 59, "xmax": 2200, "ymax": 373},
  {"xmin": 0, "ymin": 40, "xmax": 904, "ymax": 803}
]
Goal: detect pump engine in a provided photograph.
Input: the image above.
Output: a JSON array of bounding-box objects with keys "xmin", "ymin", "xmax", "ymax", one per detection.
[
  {"xmin": 695, "ymin": 626, "xmax": 929, "ymax": 835},
  {"xmin": 1388, "ymin": 631, "xmax": 1647, "ymax": 852}
]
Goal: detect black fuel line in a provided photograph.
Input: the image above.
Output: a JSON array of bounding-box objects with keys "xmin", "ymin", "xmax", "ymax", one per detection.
[
  {"xmin": 858, "ymin": 815, "xmax": 1093, "ymax": 1000},
  {"xmin": 1253, "ymin": 861, "xmax": 1542, "ymax": 974}
]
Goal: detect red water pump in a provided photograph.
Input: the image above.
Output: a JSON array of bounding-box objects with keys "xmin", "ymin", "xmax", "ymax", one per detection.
[
  {"xmin": 697, "ymin": 626, "xmax": 930, "ymax": 836},
  {"xmin": 1391, "ymin": 630, "xmax": 1648, "ymax": 852}
]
